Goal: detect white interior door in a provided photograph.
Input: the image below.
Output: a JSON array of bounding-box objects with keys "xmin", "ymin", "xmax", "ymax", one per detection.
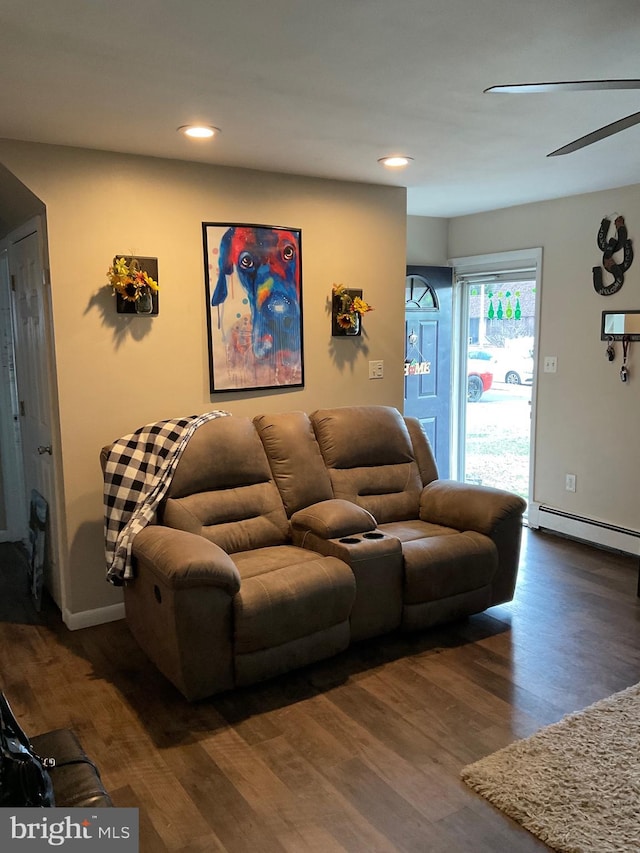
[
  {"xmin": 0, "ymin": 246, "xmax": 26, "ymax": 542},
  {"xmin": 9, "ymin": 219, "xmax": 64, "ymax": 607}
]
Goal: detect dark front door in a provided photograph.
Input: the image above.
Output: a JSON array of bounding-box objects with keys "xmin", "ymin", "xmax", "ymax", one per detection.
[{"xmin": 403, "ymin": 265, "xmax": 453, "ymax": 478}]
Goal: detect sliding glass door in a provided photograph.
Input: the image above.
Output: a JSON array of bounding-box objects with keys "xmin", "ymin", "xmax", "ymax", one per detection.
[{"xmin": 451, "ymin": 250, "xmax": 542, "ymax": 508}]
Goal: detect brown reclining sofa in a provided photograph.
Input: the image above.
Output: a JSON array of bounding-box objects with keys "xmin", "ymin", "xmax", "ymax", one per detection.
[{"xmin": 105, "ymin": 405, "xmax": 526, "ymax": 700}]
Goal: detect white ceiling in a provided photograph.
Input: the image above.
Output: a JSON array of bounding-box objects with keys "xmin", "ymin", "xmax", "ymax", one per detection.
[{"xmin": 2, "ymin": 0, "xmax": 640, "ymax": 217}]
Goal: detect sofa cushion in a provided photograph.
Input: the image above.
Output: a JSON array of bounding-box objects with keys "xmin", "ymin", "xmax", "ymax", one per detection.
[
  {"xmin": 311, "ymin": 406, "xmax": 423, "ymax": 523},
  {"xmin": 402, "ymin": 531, "xmax": 497, "ymax": 603},
  {"xmin": 168, "ymin": 416, "xmax": 272, "ymax": 496},
  {"xmin": 378, "ymin": 519, "xmax": 459, "ymax": 542},
  {"xmin": 254, "ymin": 411, "xmax": 333, "ymax": 516},
  {"xmin": 328, "ymin": 464, "xmax": 423, "ymax": 524},
  {"xmin": 233, "ymin": 552, "xmax": 356, "ymax": 654},
  {"xmin": 164, "ymin": 483, "xmax": 289, "ymax": 554},
  {"xmin": 232, "ymin": 544, "xmax": 322, "ymax": 580},
  {"xmin": 162, "ymin": 416, "xmax": 290, "ymax": 553},
  {"xmin": 311, "ymin": 405, "xmax": 415, "ymax": 468}
]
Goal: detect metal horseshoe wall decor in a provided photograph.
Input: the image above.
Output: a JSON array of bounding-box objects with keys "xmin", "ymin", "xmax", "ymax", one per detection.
[{"xmin": 592, "ymin": 215, "xmax": 634, "ymax": 296}]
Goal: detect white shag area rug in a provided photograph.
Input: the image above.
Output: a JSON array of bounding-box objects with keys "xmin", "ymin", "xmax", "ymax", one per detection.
[{"xmin": 461, "ymin": 683, "xmax": 640, "ymax": 853}]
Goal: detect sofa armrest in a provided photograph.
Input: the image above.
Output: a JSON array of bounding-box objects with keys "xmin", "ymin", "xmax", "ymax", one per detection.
[
  {"xmin": 30, "ymin": 729, "xmax": 112, "ymax": 808},
  {"xmin": 132, "ymin": 526, "xmax": 241, "ymax": 594},
  {"xmin": 420, "ymin": 479, "xmax": 527, "ymax": 534},
  {"xmin": 291, "ymin": 499, "xmax": 377, "ymax": 539}
]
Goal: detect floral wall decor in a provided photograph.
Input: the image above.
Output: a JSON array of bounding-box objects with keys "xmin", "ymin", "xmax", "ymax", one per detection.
[
  {"xmin": 107, "ymin": 255, "xmax": 159, "ymax": 314},
  {"xmin": 331, "ymin": 283, "xmax": 374, "ymax": 336}
]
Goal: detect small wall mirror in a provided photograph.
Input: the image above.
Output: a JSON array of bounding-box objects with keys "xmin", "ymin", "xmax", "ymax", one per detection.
[{"xmin": 601, "ymin": 310, "xmax": 640, "ymax": 341}]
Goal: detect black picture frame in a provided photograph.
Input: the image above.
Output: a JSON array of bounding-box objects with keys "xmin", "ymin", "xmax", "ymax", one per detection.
[{"xmin": 202, "ymin": 222, "xmax": 304, "ymax": 393}]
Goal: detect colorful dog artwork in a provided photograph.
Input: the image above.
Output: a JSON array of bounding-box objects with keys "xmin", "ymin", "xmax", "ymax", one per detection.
[{"xmin": 203, "ymin": 223, "xmax": 304, "ymax": 392}]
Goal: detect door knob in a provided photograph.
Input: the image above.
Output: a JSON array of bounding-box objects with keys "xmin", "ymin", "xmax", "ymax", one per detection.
[{"xmin": 37, "ymin": 445, "xmax": 52, "ymax": 455}]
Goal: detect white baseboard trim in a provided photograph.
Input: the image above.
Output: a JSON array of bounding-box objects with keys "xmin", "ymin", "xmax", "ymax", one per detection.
[
  {"xmin": 528, "ymin": 502, "xmax": 640, "ymax": 556},
  {"xmin": 63, "ymin": 602, "xmax": 125, "ymax": 631}
]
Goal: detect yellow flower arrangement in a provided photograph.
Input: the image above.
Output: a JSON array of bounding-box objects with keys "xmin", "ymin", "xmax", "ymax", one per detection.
[
  {"xmin": 332, "ymin": 283, "xmax": 374, "ymax": 330},
  {"xmin": 107, "ymin": 257, "xmax": 159, "ymax": 303}
]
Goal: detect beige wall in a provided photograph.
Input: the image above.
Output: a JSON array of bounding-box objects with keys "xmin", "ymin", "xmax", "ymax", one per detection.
[
  {"xmin": 0, "ymin": 141, "xmax": 407, "ymax": 617},
  {"xmin": 5, "ymin": 137, "xmax": 636, "ymax": 618},
  {"xmin": 406, "ymin": 215, "xmax": 448, "ymax": 265},
  {"xmin": 448, "ymin": 186, "xmax": 640, "ymax": 535}
]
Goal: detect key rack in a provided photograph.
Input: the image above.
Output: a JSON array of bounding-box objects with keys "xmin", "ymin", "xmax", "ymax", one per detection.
[{"xmin": 601, "ymin": 310, "xmax": 640, "ymax": 341}]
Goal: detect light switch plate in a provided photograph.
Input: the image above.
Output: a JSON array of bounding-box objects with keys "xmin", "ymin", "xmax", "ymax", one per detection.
[{"xmin": 368, "ymin": 360, "xmax": 384, "ymax": 379}]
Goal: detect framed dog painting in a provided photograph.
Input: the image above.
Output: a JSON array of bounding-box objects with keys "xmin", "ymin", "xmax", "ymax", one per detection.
[{"xmin": 202, "ymin": 222, "xmax": 304, "ymax": 393}]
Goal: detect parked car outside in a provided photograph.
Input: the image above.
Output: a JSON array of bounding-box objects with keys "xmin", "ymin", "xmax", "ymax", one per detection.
[
  {"xmin": 469, "ymin": 346, "xmax": 534, "ymax": 385},
  {"xmin": 467, "ymin": 359, "xmax": 493, "ymax": 402}
]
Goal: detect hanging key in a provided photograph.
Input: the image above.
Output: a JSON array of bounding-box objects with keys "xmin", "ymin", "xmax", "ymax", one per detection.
[
  {"xmin": 606, "ymin": 337, "xmax": 615, "ymax": 361},
  {"xmin": 620, "ymin": 336, "xmax": 631, "ymax": 381}
]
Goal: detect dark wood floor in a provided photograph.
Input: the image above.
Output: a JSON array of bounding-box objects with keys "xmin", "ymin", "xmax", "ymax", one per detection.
[{"xmin": 1, "ymin": 529, "xmax": 639, "ymax": 852}]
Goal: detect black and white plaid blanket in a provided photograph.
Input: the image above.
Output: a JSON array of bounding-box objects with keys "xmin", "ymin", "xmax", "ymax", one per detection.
[{"xmin": 103, "ymin": 410, "xmax": 230, "ymax": 584}]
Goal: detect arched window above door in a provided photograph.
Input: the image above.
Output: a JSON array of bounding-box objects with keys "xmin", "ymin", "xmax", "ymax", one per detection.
[{"xmin": 405, "ymin": 274, "xmax": 438, "ymax": 310}]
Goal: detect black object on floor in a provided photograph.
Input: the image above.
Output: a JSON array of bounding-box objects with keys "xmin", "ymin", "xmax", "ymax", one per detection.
[{"xmin": 0, "ymin": 542, "xmax": 46, "ymax": 625}]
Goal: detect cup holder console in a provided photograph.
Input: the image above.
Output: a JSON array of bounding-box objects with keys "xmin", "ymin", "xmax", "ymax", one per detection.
[{"xmin": 338, "ymin": 532, "xmax": 385, "ymax": 544}]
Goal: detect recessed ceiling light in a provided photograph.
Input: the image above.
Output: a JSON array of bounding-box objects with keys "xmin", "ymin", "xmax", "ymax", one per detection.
[
  {"xmin": 178, "ymin": 125, "xmax": 220, "ymax": 139},
  {"xmin": 378, "ymin": 155, "xmax": 413, "ymax": 168}
]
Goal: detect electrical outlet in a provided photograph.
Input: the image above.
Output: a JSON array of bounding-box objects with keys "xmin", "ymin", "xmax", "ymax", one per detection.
[
  {"xmin": 544, "ymin": 356, "xmax": 558, "ymax": 373},
  {"xmin": 368, "ymin": 360, "xmax": 384, "ymax": 379},
  {"xmin": 565, "ymin": 473, "xmax": 576, "ymax": 492}
]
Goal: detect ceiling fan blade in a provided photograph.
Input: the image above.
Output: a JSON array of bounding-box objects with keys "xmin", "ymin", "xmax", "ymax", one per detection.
[
  {"xmin": 485, "ymin": 80, "xmax": 640, "ymax": 94},
  {"xmin": 548, "ymin": 110, "xmax": 640, "ymax": 156}
]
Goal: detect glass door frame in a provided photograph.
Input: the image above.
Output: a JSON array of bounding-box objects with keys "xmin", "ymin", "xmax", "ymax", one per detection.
[{"xmin": 448, "ymin": 248, "xmax": 542, "ymax": 510}]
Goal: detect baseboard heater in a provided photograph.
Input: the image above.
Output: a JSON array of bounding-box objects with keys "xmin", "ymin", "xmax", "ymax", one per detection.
[{"xmin": 532, "ymin": 505, "xmax": 640, "ymax": 557}]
